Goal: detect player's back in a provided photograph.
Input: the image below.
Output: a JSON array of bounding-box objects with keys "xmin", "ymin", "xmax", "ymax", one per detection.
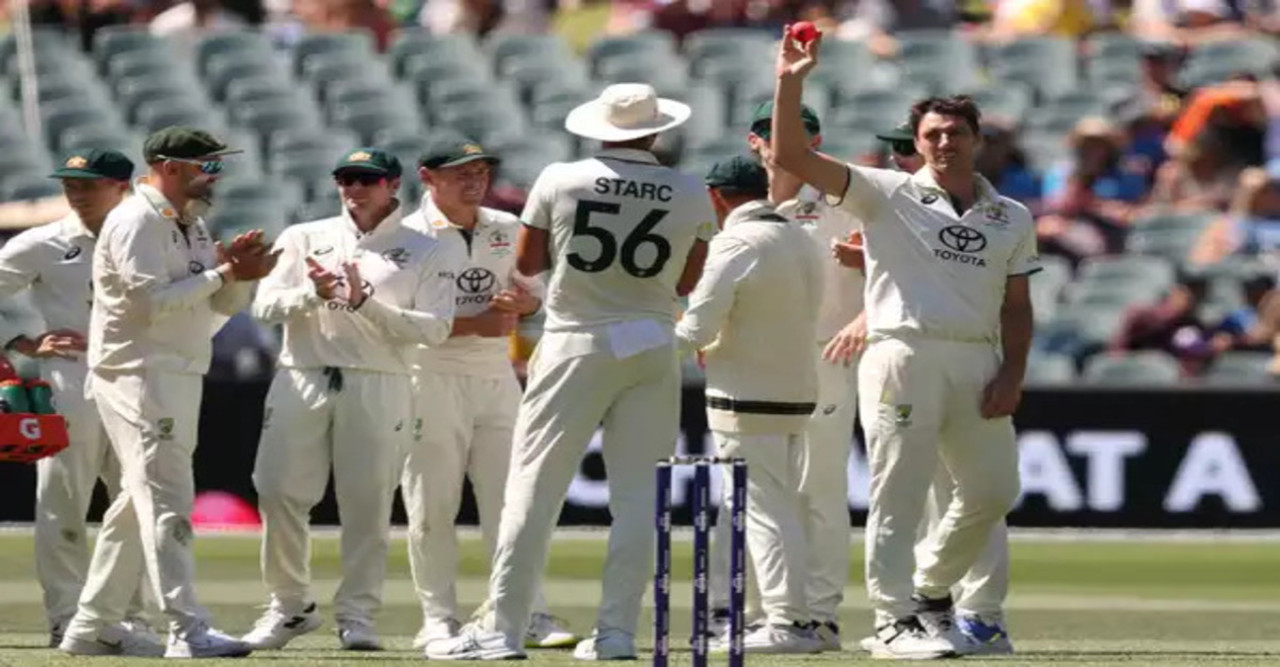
[{"xmin": 522, "ymin": 148, "xmax": 715, "ymax": 333}]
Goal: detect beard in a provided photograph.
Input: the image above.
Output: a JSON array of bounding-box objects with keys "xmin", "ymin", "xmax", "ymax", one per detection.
[{"xmin": 182, "ymin": 179, "xmax": 215, "ymax": 220}]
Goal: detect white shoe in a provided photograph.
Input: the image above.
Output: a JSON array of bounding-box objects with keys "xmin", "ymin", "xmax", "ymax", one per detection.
[
  {"xmin": 165, "ymin": 623, "xmax": 253, "ymax": 658},
  {"xmin": 241, "ymin": 602, "xmax": 322, "ymax": 650},
  {"xmin": 425, "ymin": 623, "xmax": 526, "ymax": 660},
  {"xmin": 812, "ymin": 621, "xmax": 841, "ymax": 652},
  {"xmin": 415, "ymin": 617, "xmax": 462, "ymax": 650},
  {"xmin": 914, "ymin": 594, "xmax": 969, "ymax": 654},
  {"xmin": 59, "ymin": 620, "xmax": 166, "ymax": 657},
  {"xmin": 707, "ymin": 608, "xmax": 731, "ymax": 639},
  {"xmin": 866, "ymin": 617, "xmax": 957, "ymax": 660},
  {"xmin": 337, "ymin": 619, "xmax": 383, "ymax": 651},
  {"xmin": 572, "ymin": 628, "xmax": 636, "ymax": 660},
  {"xmin": 722, "ymin": 622, "xmax": 821, "ymax": 655},
  {"xmin": 526, "ymin": 612, "xmax": 579, "ymax": 648},
  {"xmin": 121, "ymin": 616, "xmax": 162, "ymax": 646}
]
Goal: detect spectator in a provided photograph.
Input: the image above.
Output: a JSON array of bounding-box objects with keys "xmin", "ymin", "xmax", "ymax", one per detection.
[
  {"xmin": 1149, "ymin": 124, "xmax": 1248, "ymax": 212},
  {"xmin": 836, "ymin": 0, "xmax": 957, "ymax": 59},
  {"xmin": 977, "ymin": 117, "xmax": 1042, "ymax": 211},
  {"xmin": 1037, "ymin": 117, "xmax": 1147, "ymax": 264},
  {"xmin": 28, "ymin": 0, "xmax": 135, "ymax": 52},
  {"xmin": 1128, "ymin": 0, "xmax": 1246, "ymax": 44},
  {"xmin": 1212, "ymin": 271, "xmax": 1279, "ymax": 352},
  {"xmin": 1189, "ymin": 165, "xmax": 1280, "ymax": 265},
  {"xmin": 150, "ymin": 0, "xmax": 250, "ymax": 43},
  {"xmin": 1110, "ymin": 272, "xmax": 1218, "ymax": 376},
  {"xmin": 989, "ymin": 0, "xmax": 1097, "ymax": 40},
  {"xmin": 1112, "ymin": 41, "xmax": 1188, "ymax": 127}
]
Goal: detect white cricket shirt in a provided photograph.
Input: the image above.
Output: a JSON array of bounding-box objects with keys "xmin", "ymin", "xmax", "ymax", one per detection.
[
  {"xmin": 776, "ymin": 188, "xmax": 866, "ymax": 342},
  {"xmin": 252, "ymin": 201, "xmax": 465, "ymax": 375},
  {"xmin": 676, "ymin": 200, "xmax": 823, "ymax": 435},
  {"xmin": 827, "ymin": 166, "xmax": 1041, "ymax": 344},
  {"xmin": 404, "ymin": 195, "xmax": 541, "ymax": 378},
  {"xmin": 522, "ymin": 148, "xmax": 716, "ymax": 351},
  {"xmin": 89, "ymin": 183, "xmax": 254, "ymax": 375},
  {"xmin": 0, "ymin": 212, "xmax": 98, "ymax": 393}
]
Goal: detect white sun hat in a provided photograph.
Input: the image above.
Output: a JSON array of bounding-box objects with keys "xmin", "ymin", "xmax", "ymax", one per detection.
[{"xmin": 564, "ymin": 83, "xmax": 692, "ymax": 142}]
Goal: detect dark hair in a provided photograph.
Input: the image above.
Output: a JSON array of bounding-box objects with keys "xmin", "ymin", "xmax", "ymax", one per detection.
[{"xmin": 909, "ymin": 96, "xmax": 982, "ymax": 139}]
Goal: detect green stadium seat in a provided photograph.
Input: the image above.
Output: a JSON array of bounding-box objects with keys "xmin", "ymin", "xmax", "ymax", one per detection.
[
  {"xmin": 587, "ymin": 32, "xmax": 677, "ymax": 76},
  {"xmin": 502, "ymin": 60, "xmax": 590, "ymax": 103},
  {"xmin": 1203, "ymin": 352, "xmax": 1277, "ymax": 386},
  {"xmin": 224, "ymin": 76, "xmax": 298, "ymax": 108},
  {"xmin": 237, "ymin": 106, "xmax": 323, "ymax": 146},
  {"xmin": 1037, "ymin": 303, "xmax": 1127, "ymax": 358},
  {"xmin": 683, "ymin": 28, "xmax": 773, "ymax": 68},
  {"xmin": 304, "ymin": 58, "xmax": 392, "ymax": 103},
  {"xmin": 435, "ymin": 105, "xmax": 526, "ymax": 145},
  {"xmin": 1025, "ymin": 352, "xmax": 1077, "ymax": 385},
  {"xmin": 92, "ymin": 26, "xmax": 165, "ymax": 71},
  {"xmin": 119, "ymin": 79, "xmax": 205, "ymax": 125},
  {"xmin": 1082, "ymin": 351, "xmax": 1181, "ymax": 385},
  {"xmin": 828, "ymin": 89, "xmax": 923, "ymax": 133},
  {"xmin": 404, "ymin": 53, "xmax": 490, "ymax": 88},
  {"xmin": 41, "ymin": 104, "xmax": 124, "ymax": 153},
  {"xmin": 195, "ymin": 30, "xmax": 276, "ymax": 77},
  {"xmin": 293, "ymin": 195, "xmax": 342, "ymax": 223},
  {"xmin": 962, "ymin": 85, "xmax": 1033, "ymax": 124},
  {"xmin": 489, "ymin": 135, "xmax": 572, "ymax": 188},
  {"xmin": 292, "ymin": 31, "xmax": 376, "ymax": 77},
  {"xmin": 378, "ymin": 132, "xmax": 433, "ymax": 169},
  {"xmin": 61, "ymin": 126, "xmax": 145, "ymax": 167},
  {"xmin": 331, "ymin": 104, "xmax": 423, "ymax": 145},
  {"xmin": 485, "ymin": 34, "xmax": 572, "ymax": 75},
  {"xmin": 2, "ymin": 176, "xmax": 63, "ymax": 202},
  {"xmin": 389, "ymin": 31, "xmax": 480, "ymax": 78},
  {"xmin": 1125, "ymin": 212, "xmax": 1214, "ymax": 259},
  {"xmin": 269, "ymin": 128, "xmax": 361, "ymax": 161},
  {"xmin": 1077, "ymin": 255, "xmax": 1175, "ymax": 287},
  {"xmin": 988, "ymin": 37, "xmax": 1080, "ymax": 99},
  {"xmin": 137, "ymin": 101, "xmax": 221, "ymax": 134},
  {"xmin": 206, "ymin": 57, "xmax": 287, "ymax": 102},
  {"xmin": 0, "ymin": 153, "xmax": 53, "ymax": 186},
  {"xmin": 1029, "ymin": 254, "xmax": 1071, "ymax": 324},
  {"xmin": 596, "ymin": 57, "xmax": 688, "ymax": 97}
]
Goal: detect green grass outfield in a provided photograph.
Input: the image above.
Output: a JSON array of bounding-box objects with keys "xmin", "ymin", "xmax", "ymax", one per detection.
[{"xmin": 0, "ymin": 529, "xmax": 1278, "ymax": 665}]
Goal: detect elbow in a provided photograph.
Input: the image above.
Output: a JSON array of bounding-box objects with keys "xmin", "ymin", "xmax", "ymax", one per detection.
[{"xmin": 515, "ymin": 256, "xmax": 542, "ymax": 278}]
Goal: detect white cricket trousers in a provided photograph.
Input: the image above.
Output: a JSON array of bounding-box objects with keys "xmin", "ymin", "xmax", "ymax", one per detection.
[
  {"xmin": 708, "ymin": 343, "xmax": 858, "ymax": 625},
  {"xmin": 253, "ymin": 367, "xmax": 411, "ymax": 623},
  {"xmin": 35, "ymin": 360, "xmax": 148, "ymax": 628},
  {"xmin": 918, "ymin": 467, "xmax": 1009, "ymax": 622},
  {"xmin": 712, "ymin": 430, "xmax": 809, "ymax": 627},
  {"xmin": 858, "ymin": 337, "xmax": 1019, "ymax": 624},
  {"xmin": 401, "ymin": 370, "xmax": 552, "ymax": 625},
  {"xmin": 485, "ymin": 335, "xmax": 679, "ymax": 645},
  {"xmin": 75, "ymin": 369, "xmax": 207, "ymax": 635}
]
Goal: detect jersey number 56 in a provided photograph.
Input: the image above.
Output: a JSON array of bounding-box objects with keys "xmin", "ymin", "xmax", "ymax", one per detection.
[{"xmin": 567, "ymin": 200, "xmax": 672, "ymax": 278}]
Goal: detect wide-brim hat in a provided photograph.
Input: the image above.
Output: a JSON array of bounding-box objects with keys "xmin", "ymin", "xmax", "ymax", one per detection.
[{"xmin": 565, "ymin": 83, "xmax": 692, "ymax": 142}]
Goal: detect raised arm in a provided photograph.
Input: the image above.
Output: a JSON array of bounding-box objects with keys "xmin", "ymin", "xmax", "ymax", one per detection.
[{"xmin": 771, "ymin": 28, "xmax": 850, "ymax": 200}]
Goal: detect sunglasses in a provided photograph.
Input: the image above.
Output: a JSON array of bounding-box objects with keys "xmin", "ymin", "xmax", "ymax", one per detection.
[
  {"xmin": 890, "ymin": 141, "xmax": 917, "ymax": 157},
  {"xmin": 156, "ymin": 155, "xmax": 224, "ymax": 175},
  {"xmin": 335, "ymin": 172, "xmax": 386, "ymax": 186}
]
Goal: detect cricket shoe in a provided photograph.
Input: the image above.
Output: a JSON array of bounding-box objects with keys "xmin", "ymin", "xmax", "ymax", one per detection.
[
  {"xmin": 49, "ymin": 615, "xmax": 71, "ymax": 648},
  {"xmin": 913, "ymin": 594, "xmax": 969, "ymax": 654},
  {"xmin": 863, "ymin": 617, "xmax": 957, "ymax": 660},
  {"xmin": 711, "ymin": 622, "xmax": 821, "ymax": 655},
  {"xmin": 337, "ymin": 618, "xmax": 383, "ymax": 651},
  {"xmin": 572, "ymin": 628, "xmax": 637, "ymax": 660},
  {"xmin": 241, "ymin": 602, "xmax": 322, "ymax": 649},
  {"xmin": 425, "ymin": 623, "xmax": 526, "ymax": 660},
  {"xmin": 707, "ymin": 608, "xmax": 732, "ymax": 637},
  {"xmin": 957, "ymin": 615, "xmax": 1014, "ymax": 655},
  {"xmin": 122, "ymin": 616, "xmax": 162, "ymax": 644},
  {"xmin": 165, "ymin": 622, "xmax": 253, "ymax": 658},
  {"xmin": 415, "ymin": 617, "xmax": 462, "ymax": 650},
  {"xmin": 59, "ymin": 619, "xmax": 165, "ymax": 657},
  {"xmin": 811, "ymin": 620, "xmax": 842, "ymax": 652},
  {"xmin": 526, "ymin": 612, "xmax": 579, "ymax": 648}
]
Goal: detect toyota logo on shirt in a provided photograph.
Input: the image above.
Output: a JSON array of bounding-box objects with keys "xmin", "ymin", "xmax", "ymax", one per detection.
[
  {"xmin": 934, "ymin": 225, "xmax": 988, "ymax": 267},
  {"xmin": 457, "ymin": 267, "xmax": 497, "ymax": 305}
]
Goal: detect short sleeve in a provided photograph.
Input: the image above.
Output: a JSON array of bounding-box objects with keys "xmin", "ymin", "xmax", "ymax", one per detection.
[
  {"xmin": 822, "ymin": 164, "xmax": 906, "ymax": 222},
  {"xmin": 1008, "ymin": 220, "xmax": 1043, "ymax": 277},
  {"xmin": 520, "ymin": 165, "xmax": 558, "ymax": 230}
]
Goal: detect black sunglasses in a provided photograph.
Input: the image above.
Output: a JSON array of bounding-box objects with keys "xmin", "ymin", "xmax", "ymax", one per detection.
[
  {"xmin": 890, "ymin": 140, "xmax": 917, "ymax": 157},
  {"xmin": 335, "ymin": 172, "xmax": 386, "ymax": 186}
]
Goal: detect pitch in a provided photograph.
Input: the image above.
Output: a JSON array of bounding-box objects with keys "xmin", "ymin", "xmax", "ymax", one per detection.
[{"xmin": 0, "ymin": 530, "xmax": 1277, "ymax": 665}]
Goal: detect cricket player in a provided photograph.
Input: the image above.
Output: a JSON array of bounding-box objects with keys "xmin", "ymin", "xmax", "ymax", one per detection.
[
  {"xmin": 771, "ymin": 29, "xmax": 1038, "ymax": 660},
  {"xmin": 400, "ymin": 137, "xmax": 577, "ymax": 650},
  {"xmin": 841, "ymin": 121, "xmax": 1014, "ymax": 655},
  {"xmin": 0, "ymin": 150, "xmax": 154, "ymax": 647},
  {"xmin": 677, "ymin": 155, "xmax": 823, "ymax": 654},
  {"xmin": 426, "ymin": 83, "xmax": 716, "ymax": 661},
  {"xmin": 60, "ymin": 126, "xmax": 277, "ymax": 659},
  {"xmin": 242, "ymin": 148, "xmax": 464, "ymax": 652}
]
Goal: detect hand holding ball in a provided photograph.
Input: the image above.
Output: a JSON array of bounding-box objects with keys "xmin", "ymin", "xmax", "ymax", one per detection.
[{"xmin": 791, "ymin": 21, "xmax": 819, "ymax": 44}]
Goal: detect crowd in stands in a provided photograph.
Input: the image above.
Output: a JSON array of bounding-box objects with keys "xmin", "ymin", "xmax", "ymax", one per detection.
[{"xmin": 2, "ymin": 0, "xmax": 1280, "ymax": 385}]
